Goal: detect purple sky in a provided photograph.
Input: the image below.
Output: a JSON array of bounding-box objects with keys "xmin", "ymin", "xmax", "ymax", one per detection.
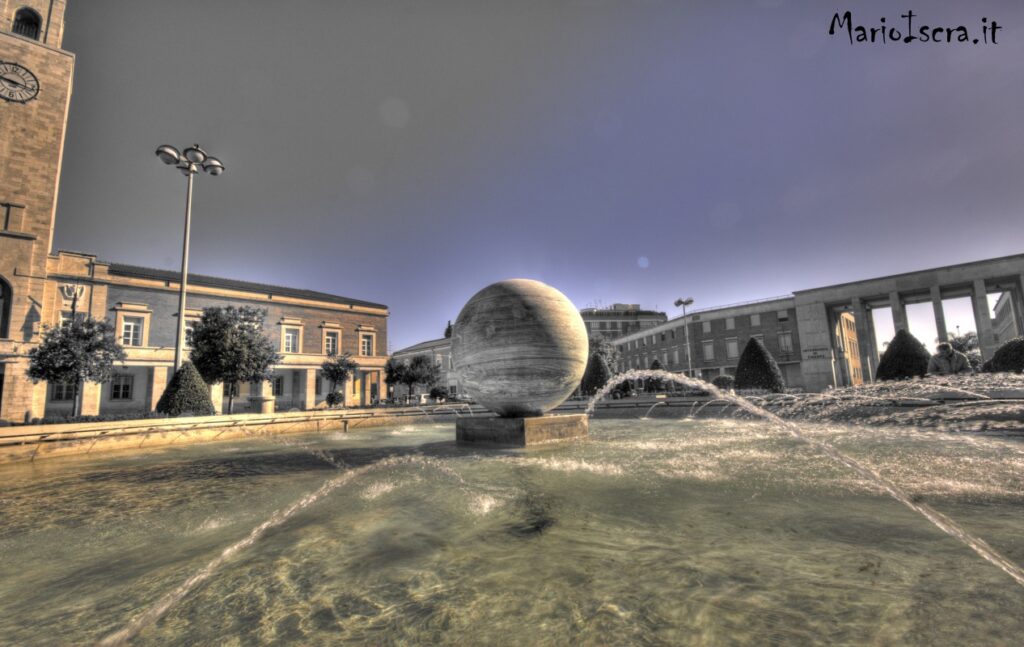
[{"xmin": 55, "ymin": 1, "xmax": 1024, "ymax": 352}]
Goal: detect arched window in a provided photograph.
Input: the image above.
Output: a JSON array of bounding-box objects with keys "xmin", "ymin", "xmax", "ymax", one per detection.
[
  {"xmin": 0, "ymin": 277, "xmax": 11, "ymax": 338},
  {"xmin": 12, "ymin": 7, "xmax": 41, "ymax": 40}
]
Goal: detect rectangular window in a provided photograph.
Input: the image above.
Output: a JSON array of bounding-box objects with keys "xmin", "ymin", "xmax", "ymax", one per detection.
[
  {"xmin": 777, "ymin": 310, "xmax": 790, "ymax": 322},
  {"xmin": 660, "ymin": 333, "xmax": 666, "ymax": 342},
  {"xmin": 726, "ymin": 317, "xmax": 735, "ymax": 330},
  {"xmin": 702, "ymin": 321, "xmax": 711, "ymax": 334},
  {"xmin": 121, "ymin": 316, "xmax": 143, "ymax": 346},
  {"xmin": 273, "ymin": 376, "xmax": 284, "ymax": 396},
  {"xmin": 670, "ymin": 329, "xmax": 675, "ymax": 340},
  {"xmin": 315, "ymin": 376, "xmax": 322, "ymax": 395},
  {"xmin": 360, "ymin": 334, "xmax": 374, "ymax": 356},
  {"xmin": 703, "ymin": 340, "xmax": 714, "ymax": 361},
  {"xmin": 51, "ymin": 382, "xmax": 77, "ymax": 401},
  {"xmin": 283, "ymin": 328, "xmax": 300, "ymax": 353},
  {"xmin": 750, "ymin": 313, "xmax": 761, "ymax": 327},
  {"xmin": 110, "ymin": 375, "xmax": 133, "ymax": 400},
  {"xmin": 324, "ymin": 331, "xmax": 339, "ymax": 356},
  {"xmin": 673, "ymin": 349, "xmax": 679, "ymax": 365},
  {"xmin": 779, "ymin": 331, "xmax": 793, "ymax": 353},
  {"xmin": 726, "ymin": 338, "xmax": 739, "ymax": 359}
]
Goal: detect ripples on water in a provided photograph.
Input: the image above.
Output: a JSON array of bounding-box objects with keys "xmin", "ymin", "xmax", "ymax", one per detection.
[{"xmin": 0, "ymin": 419, "xmax": 1022, "ymax": 645}]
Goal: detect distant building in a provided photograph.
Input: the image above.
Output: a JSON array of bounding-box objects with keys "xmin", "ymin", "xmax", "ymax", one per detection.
[
  {"xmin": 614, "ymin": 296, "xmax": 803, "ymax": 387},
  {"xmin": 834, "ymin": 311, "xmax": 864, "ymax": 386},
  {"xmin": 390, "ymin": 337, "xmax": 458, "ymax": 399},
  {"xmin": 579, "ymin": 304, "xmax": 666, "ymax": 341},
  {"xmin": 0, "ymin": 9, "xmax": 389, "ymax": 421},
  {"xmin": 992, "ymin": 292, "xmax": 1017, "ymax": 344}
]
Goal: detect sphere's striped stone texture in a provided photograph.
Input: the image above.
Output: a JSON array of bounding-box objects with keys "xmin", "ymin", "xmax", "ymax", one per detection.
[{"xmin": 451, "ymin": 279, "xmax": 588, "ymax": 417}]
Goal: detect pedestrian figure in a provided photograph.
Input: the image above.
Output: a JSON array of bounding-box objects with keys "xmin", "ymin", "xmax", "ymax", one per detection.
[{"xmin": 927, "ymin": 342, "xmax": 973, "ymax": 376}]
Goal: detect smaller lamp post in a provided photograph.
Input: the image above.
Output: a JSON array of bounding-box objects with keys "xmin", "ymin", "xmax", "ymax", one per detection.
[
  {"xmin": 674, "ymin": 297, "xmax": 694, "ymax": 378},
  {"xmin": 155, "ymin": 144, "xmax": 225, "ymax": 372}
]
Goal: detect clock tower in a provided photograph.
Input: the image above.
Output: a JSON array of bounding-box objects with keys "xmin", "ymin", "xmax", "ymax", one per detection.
[{"xmin": 0, "ymin": 1, "xmax": 73, "ymax": 419}]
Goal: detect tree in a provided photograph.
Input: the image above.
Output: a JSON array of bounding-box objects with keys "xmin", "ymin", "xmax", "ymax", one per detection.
[
  {"xmin": 711, "ymin": 374, "xmax": 735, "ymax": 391},
  {"xmin": 875, "ymin": 329, "xmax": 930, "ymax": 381},
  {"xmin": 188, "ymin": 306, "xmax": 281, "ymax": 413},
  {"xmin": 734, "ymin": 337, "xmax": 785, "ymax": 392},
  {"xmin": 27, "ymin": 316, "xmax": 126, "ymax": 416},
  {"xmin": 588, "ymin": 336, "xmax": 621, "ymax": 372},
  {"xmin": 646, "ymin": 359, "xmax": 665, "ymax": 392},
  {"xmin": 384, "ymin": 357, "xmax": 406, "ymax": 399},
  {"xmin": 580, "ymin": 351, "xmax": 612, "ymax": 396},
  {"xmin": 429, "ymin": 385, "xmax": 449, "ymax": 400},
  {"xmin": 155, "ymin": 362, "xmax": 215, "ymax": 416},
  {"xmin": 321, "ymin": 352, "xmax": 358, "ymax": 407},
  {"xmin": 400, "ymin": 355, "xmax": 439, "ymax": 400},
  {"xmin": 988, "ymin": 337, "xmax": 1024, "ymax": 373}
]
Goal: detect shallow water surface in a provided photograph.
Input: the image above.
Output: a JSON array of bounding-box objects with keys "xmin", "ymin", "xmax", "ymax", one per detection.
[{"xmin": 1, "ymin": 419, "xmax": 1022, "ymax": 645}]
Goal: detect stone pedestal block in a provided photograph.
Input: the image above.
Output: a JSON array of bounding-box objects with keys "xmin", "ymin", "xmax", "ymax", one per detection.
[{"xmin": 456, "ymin": 413, "xmax": 588, "ymax": 447}]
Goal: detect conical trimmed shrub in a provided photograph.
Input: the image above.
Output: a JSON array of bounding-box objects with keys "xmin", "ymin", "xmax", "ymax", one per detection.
[
  {"xmin": 875, "ymin": 329, "xmax": 929, "ymax": 381},
  {"xmin": 988, "ymin": 337, "xmax": 1024, "ymax": 373},
  {"xmin": 580, "ymin": 352, "xmax": 612, "ymax": 396},
  {"xmin": 734, "ymin": 338, "xmax": 785, "ymax": 393},
  {"xmin": 156, "ymin": 362, "xmax": 216, "ymax": 416}
]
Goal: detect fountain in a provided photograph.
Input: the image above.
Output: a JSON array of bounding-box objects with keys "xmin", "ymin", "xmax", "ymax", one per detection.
[
  {"xmin": 1, "ymin": 287, "xmax": 1023, "ymax": 644},
  {"xmin": 451, "ymin": 279, "xmax": 590, "ymax": 446}
]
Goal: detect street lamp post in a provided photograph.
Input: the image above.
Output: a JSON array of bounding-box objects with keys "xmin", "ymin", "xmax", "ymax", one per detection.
[
  {"xmin": 674, "ymin": 297, "xmax": 694, "ymax": 378},
  {"xmin": 155, "ymin": 144, "xmax": 225, "ymax": 372}
]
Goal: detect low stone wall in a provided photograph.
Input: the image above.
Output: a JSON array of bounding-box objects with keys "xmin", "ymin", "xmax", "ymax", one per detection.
[{"xmin": 0, "ymin": 406, "xmax": 484, "ymax": 465}]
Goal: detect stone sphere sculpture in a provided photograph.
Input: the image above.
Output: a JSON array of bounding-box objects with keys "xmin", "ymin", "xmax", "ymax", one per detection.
[{"xmin": 451, "ymin": 279, "xmax": 588, "ymax": 417}]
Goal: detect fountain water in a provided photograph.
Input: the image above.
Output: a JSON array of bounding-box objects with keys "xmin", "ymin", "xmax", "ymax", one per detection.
[
  {"xmin": 3, "ymin": 371, "xmax": 1022, "ymax": 644},
  {"xmin": 588, "ymin": 369, "xmax": 1024, "ymax": 588}
]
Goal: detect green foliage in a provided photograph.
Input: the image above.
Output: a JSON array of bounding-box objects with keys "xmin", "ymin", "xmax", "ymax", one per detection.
[
  {"xmin": 400, "ymin": 355, "xmax": 440, "ymax": 396},
  {"xmin": 711, "ymin": 374, "xmax": 735, "ymax": 391},
  {"xmin": 384, "ymin": 357, "xmax": 405, "ymax": 388},
  {"xmin": 988, "ymin": 337, "xmax": 1024, "ymax": 373},
  {"xmin": 875, "ymin": 329, "xmax": 930, "ymax": 381},
  {"xmin": 27, "ymin": 317, "xmax": 126, "ymax": 416},
  {"xmin": 155, "ymin": 362, "xmax": 215, "ymax": 417},
  {"xmin": 27, "ymin": 317, "xmax": 126, "ymax": 386},
  {"xmin": 614, "ymin": 379, "xmax": 634, "ymax": 398},
  {"xmin": 325, "ymin": 391, "xmax": 344, "ymax": 407},
  {"xmin": 580, "ymin": 352, "xmax": 612, "ymax": 396},
  {"xmin": 645, "ymin": 359, "xmax": 665, "ymax": 392},
  {"xmin": 588, "ymin": 336, "xmax": 621, "ymax": 371},
  {"xmin": 188, "ymin": 306, "xmax": 281, "ymax": 412},
  {"xmin": 321, "ymin": 352, "xmax": 358, "ymax": 396},
  {"xmin": 734, "ymin": 337, "xmax": 785, "ymax": 392}
]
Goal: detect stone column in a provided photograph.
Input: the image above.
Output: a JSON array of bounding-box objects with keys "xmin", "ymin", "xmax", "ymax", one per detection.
[
  {"xmin": 1014, "ymin": 273, "xmax": 1024, "ymax": 338},
  {"xmin": 209, "ymin": 382, "xmax": 224, "ymax": 414},
  {"xmin": 851, "ymin": 298, "xmax": 875, "ymax": 382},
  {"xmin": 972, "ymin": 279, "xmax": 997, "ymax": 360},
  {"xmin": 931, "ymin": 286, "xmax": 948, "ymax": 343},
  {"xmin": 889, "ymin": 291, "xmax": 908, "ymax": 332},
  {"xmin": 147, "ymin": 366, "xmax": 170, "ymax": 412},
  {"xmin": 79, "ymin": 381, "xmax": 102, "ymax": 416},
  {"xmin": 303, "ymin": 368, "xmax": 317, "ymax": 410}
]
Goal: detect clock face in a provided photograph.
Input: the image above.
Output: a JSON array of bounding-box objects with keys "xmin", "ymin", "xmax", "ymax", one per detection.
[{"xmin": 0, "ymin": 61, "xmax": 40, "ymax": 103}]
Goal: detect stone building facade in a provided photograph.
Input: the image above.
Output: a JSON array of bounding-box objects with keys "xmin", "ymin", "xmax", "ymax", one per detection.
[
  {"xmin": 614, "ymin": 297, "xmax": 804, "ymax": 388},
  {"xmin": 579, "ymin": 304, "xmax": 666, "ymax": 340},
  {"xmin": 1, "ymin": 2, "xmax": 73, "ymax": 420},
  {"xmin": 0, "ymin": 5, "xmax": 389, "ymax": 421},
  {"xmin": 390, "ymin": 336, "xmax": 459, "ymax": 400}
]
